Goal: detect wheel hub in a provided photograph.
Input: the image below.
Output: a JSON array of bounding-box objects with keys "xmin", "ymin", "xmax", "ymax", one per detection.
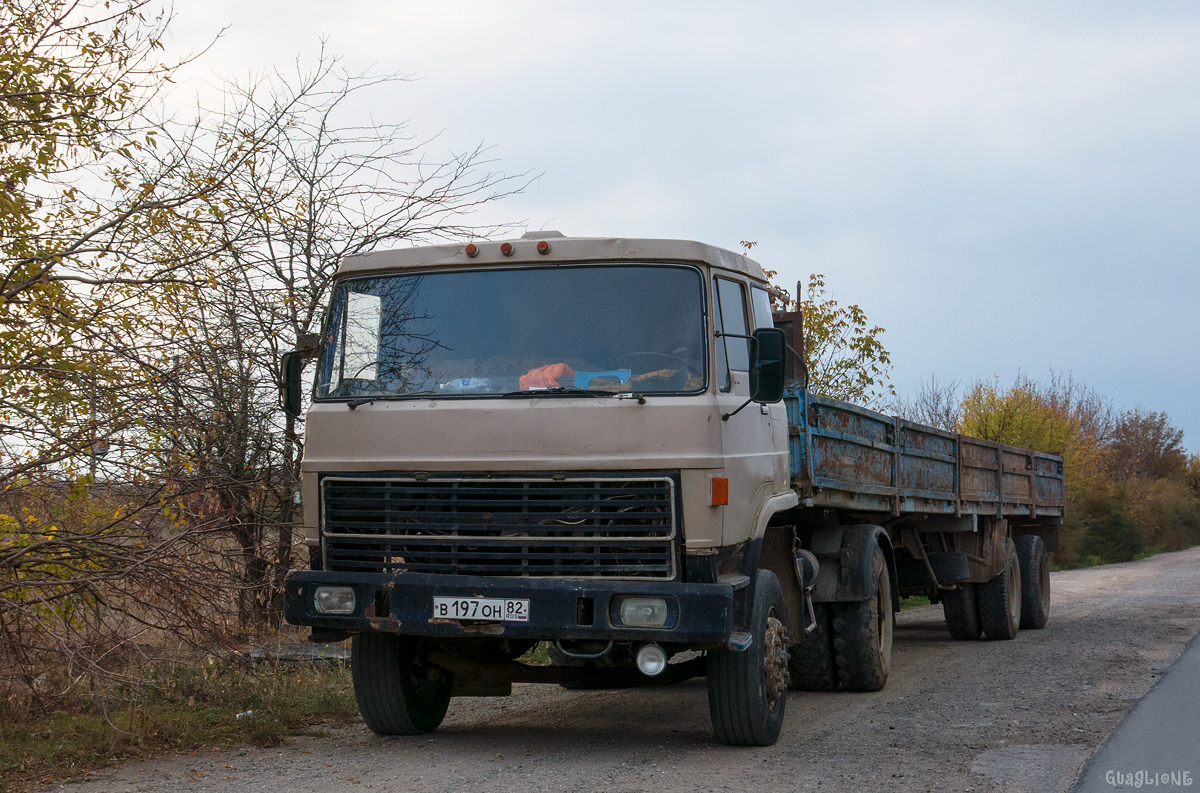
[{"xmin": 763, "ymin": 613, "xmax": 789, "ymax": 708}]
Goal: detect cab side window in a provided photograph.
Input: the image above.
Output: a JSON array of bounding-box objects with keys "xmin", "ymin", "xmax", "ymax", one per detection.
[
  {"xmin": 750, "ymin": 286, "xmax": 774, "ymax": 330},
  {"xmin": 714, "ymin": 277, "xmax": 750, "ymax": 392}
]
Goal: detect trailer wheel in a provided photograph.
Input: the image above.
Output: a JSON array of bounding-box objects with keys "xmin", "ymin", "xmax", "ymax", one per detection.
[
  {"xmin": 707, "ymin": 569, "xmax": 788, "ymax": 746},
  {"xmin": 830, "ymin": 546, "xmax": 893, "ymax": 692},
  {"xmin": 788, "ymin": 602, "xmax": 837, "ymax": 691},
  {"xmin": 979, "ymin": 537, "xmax": 1021, "ymax": 640},
  {"xmin": 1015, "ymin": 535, "xmax": 1050, "ymax": 629},
  {"xmin": 351, "ymin": 633, "xmax": 453, "ymax": 735},
  {"xmin": 942, "ymin": 583, "xmax": 983, "ymax": 640}
]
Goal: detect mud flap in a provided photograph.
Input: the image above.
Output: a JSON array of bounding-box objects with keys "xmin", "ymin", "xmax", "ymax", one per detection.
[{"xmin": 809, "ymin": 524, "xmax": 899, "ymax": 612}]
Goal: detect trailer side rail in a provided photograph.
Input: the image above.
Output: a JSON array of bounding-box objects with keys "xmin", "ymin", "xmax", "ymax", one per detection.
[{"xmin": 784, "ymin": 386, "xmax": 1065, "ymax": 519}]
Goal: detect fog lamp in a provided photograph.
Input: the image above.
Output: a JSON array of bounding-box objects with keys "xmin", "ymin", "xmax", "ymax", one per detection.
[
  {"xmin": 636, "ymin": 644, "xmax": 668, "ymax": 676},
  {"xmin": 314, "ymin": 586, "xmax": 356, "ymax": 615},
  {"xmin": 620, "ymin": 596, "xmax": 669, "ymax": 628}
]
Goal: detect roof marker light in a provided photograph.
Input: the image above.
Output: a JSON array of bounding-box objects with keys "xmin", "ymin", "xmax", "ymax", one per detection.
[
  {"xmin": 500, "ymin": 242, "xmax": 514, "ymax": 256},
  {"xmin": 465, "ymin": 243, "xmax": 478, "ymax": 257},
  {"xmin": 536, "ymin": 240, "xmax": 551, "ymax": 255}
]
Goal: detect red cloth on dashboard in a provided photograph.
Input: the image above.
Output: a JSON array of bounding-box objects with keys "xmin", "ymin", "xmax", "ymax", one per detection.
[{"xmin": 519, "ymin": 363, "xmax": 575, "ymax": 390}]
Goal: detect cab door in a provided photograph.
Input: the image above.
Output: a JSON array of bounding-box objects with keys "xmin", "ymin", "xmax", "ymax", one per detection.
[{"xmin": 713, "ymin": 276, "xmax": 787, "ymax": 546}]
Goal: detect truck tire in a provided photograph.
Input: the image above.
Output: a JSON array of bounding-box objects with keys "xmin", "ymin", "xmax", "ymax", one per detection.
[
  {"xmin": 788, "ymin": 602, "xmax": 837, "ymax": 691},
  {"xmin": 707, "ymin": 569, "xmax": 788, "ymax": 746},
  {"xmin": 979, "ymin": 537, "xmax": 1021, "ymax": 640},
  {"xmin": 830, "ymin": 546, "xmax": 893, "ymax": 692},
  {"xmin": 1015, "ymin": 535, "xmax": 1050, "ymax": 629},
  {"xmin": 351, "ymin": 633, "xmax": 453, "ymax": 735},
  {"xmin": 942, "ymin": 583, "xmax": 983, "ymax": 640}
]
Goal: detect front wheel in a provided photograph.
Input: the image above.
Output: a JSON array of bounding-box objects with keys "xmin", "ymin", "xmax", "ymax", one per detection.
[
  {"xmin": 707, "ymin": 570, "xmax": 789, "ymax": 746},
  {"xmin": 351, "ymin": 633, "xmax": 453, "ymax": 735}
]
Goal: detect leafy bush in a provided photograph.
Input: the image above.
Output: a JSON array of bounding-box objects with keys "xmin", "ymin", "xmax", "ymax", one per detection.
[
  {"xmin": 901, "ymin": 372, "xmax": 1199, "ymax": 569},
  {"xmin": 1077, "ymin": 495, "xmax": 1143, "ymax": 564}
]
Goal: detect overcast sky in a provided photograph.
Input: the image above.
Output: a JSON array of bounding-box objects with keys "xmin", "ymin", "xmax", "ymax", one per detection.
[{"xmin": 170, "ymin": 1, "xmax": 1200, "ymax": 449}]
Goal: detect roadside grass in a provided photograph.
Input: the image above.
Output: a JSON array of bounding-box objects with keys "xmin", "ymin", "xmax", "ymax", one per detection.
[
  {"xmin": 1071, "ymin": 548, "xmax": 1168, "ymax": 569},
  {"xmin": 0, "ymin": 658, "xmax": 357, "ymax": 793},
  {"xmin": 518, "ymin": 642, "xmax": 551, "ymax": 666},
  {"xmin": 899, "ymin": 595, "xmax": 931, "ymax": 610}
]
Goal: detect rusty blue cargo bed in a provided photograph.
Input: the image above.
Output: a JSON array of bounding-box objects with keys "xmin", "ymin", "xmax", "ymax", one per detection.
[{"xmin": 783, "ymin": 386, "xmax": 1065, "ymax": 521}]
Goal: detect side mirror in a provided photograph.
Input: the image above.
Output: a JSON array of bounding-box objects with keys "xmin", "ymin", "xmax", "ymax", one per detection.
[
  {"xmin": 750, "ymin": 327, "xmax": 786, "ymax": 404},
  {"xmin": 281, "ymin": 350, "xmax": 305, "ymax": 418}
]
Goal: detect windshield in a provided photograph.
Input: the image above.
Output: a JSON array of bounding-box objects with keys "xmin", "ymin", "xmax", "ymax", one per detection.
[{"xmin": 315, "ymin": 264, "xmax": 707, "ymax": 399}]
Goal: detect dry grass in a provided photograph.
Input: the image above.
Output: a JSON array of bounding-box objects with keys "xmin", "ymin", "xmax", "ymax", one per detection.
[{"xmin": 0, "ymin": 655, "xmax": 357, "ymax": 793}]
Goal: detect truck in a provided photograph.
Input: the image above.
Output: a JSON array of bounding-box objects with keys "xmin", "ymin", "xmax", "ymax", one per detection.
[{"xmin": 281, "ymin": 233, "xmax": 1063, "ymax": 746}]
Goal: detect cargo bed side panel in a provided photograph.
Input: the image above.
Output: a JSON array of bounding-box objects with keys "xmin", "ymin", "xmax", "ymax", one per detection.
[{"xmin": 784, "ymin": 388, "xmax": 1064, "ymax": 520}]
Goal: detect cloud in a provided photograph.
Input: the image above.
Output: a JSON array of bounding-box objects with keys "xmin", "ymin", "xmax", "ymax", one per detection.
[{"xmin": 168, "ymin": 0, "xmax": 1200, "ymax": 446}]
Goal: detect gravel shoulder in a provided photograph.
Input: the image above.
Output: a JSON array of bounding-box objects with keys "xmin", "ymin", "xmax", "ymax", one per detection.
[{"xmin": 62, "ymin": 547, "xmax": 1200, "ymax": 793}]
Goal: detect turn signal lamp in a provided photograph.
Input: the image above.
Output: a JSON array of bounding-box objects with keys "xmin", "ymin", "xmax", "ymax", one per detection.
[{"xmin": 711, "ymin": 477, "xmax": 729, "ymax": 506}]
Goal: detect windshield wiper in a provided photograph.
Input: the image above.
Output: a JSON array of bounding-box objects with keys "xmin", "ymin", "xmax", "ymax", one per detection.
[
  {"xmin": 500, "ymin": 386, "xmax": 608, "ymax": 398},
  {"xmin": 344, "ymin": 390, "xmax": 440, "ymax": 409}
]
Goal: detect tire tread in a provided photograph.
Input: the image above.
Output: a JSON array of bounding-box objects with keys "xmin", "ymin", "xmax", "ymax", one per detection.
[
  {"xmin": 943, "ymin": 583, "xmax": 983, "ymax": 640},
  {"xmin": 1014, "ymin": 535, "xmax": 1050, "ymax": 629},
  {"xmin": 788, "ymin": 603, "xmax": 837, "ymax": 690},
  {"xmin": 351, "ymin": 633, "xmax": 452, "ymax": 735},
  {"xmin": 707, "ymin": 570, "xmax": 787, "ymax": 746},
  {"xmin": 829, "ymin": 547, "xmax": 892, "ymax": 692},
  {"xmin": 979, "ymin": 537, "xmax": 1021, "ymax": 641}
]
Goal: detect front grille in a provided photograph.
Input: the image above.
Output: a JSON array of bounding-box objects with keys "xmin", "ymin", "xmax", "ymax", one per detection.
[{"xmin": 321, "ymin": 476, "xmax": 677, "ymax": 579}]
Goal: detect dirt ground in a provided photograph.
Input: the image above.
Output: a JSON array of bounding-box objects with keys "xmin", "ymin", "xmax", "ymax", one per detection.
[{"xmin": 62, "ymin": 547, "xmax": 1200, "ymax": 793}]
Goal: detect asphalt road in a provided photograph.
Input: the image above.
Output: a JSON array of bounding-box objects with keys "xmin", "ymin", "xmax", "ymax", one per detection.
[
  {"xmin": 64, "ymin": 547, "xmax": 1200, "ymax": 793},
  {"xmin": 1072, "ymin": 630, "xmax": 1200, "ymax": 792}
]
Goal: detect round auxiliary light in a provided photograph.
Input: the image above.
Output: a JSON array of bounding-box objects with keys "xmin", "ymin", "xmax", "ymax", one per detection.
[
  {"xmin": 636, "ymin": 644, "xmax": 668, "ymax": 677},
  {"xmin": 500, "ymin": 242, "xmax": 514, "ymax": 256},
  {"xmin": 536, "ymin": 240, "xmax": 551, "ymax": 255},
  {"xmin": 465, "ymin": 243, "xmax": 478, "ymax": 257}
]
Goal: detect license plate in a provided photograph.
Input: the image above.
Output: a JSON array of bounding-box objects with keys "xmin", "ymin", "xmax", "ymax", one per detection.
[{"xmin": 432, "ymin": 596, "xmax": 529, "ymax": 622}]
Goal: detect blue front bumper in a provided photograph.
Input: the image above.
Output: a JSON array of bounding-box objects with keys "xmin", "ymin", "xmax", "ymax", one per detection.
[{"xmin": 284, "ymin": 570, "xmax": 734, "ymax": 645}]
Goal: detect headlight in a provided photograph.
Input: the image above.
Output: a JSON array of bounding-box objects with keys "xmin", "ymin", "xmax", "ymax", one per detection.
[
  {"xmin": 619, "ymin": 596, "xmax": 669, "ymax": 628},
  {"xmin": 314, "ymin": 586, "xmax": 356, "ymax": 615}
]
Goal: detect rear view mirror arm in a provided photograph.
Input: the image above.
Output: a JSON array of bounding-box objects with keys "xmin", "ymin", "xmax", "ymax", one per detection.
[
  {"xmin": 715, "ymin": 332, "xmax": 759, "ymax": 422},
  {"xmin": 721, "ymin": 397, "xmax": 755, "ymax": 422}
]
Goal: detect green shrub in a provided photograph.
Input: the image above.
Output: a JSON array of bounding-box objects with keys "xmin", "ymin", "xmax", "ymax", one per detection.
[{"xmin": 1078, "ymin": 499, "xmax": 1142, "ymax": 564}]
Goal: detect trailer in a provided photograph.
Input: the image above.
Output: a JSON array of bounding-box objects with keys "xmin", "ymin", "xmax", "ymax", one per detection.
[
  {"xmin": 768, "ymin": 383, "xmax": 1061, "ymax": 690},
  {"xmin": 281, "ymin": 234, "xmax": 1063, "ymax": 746}
]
